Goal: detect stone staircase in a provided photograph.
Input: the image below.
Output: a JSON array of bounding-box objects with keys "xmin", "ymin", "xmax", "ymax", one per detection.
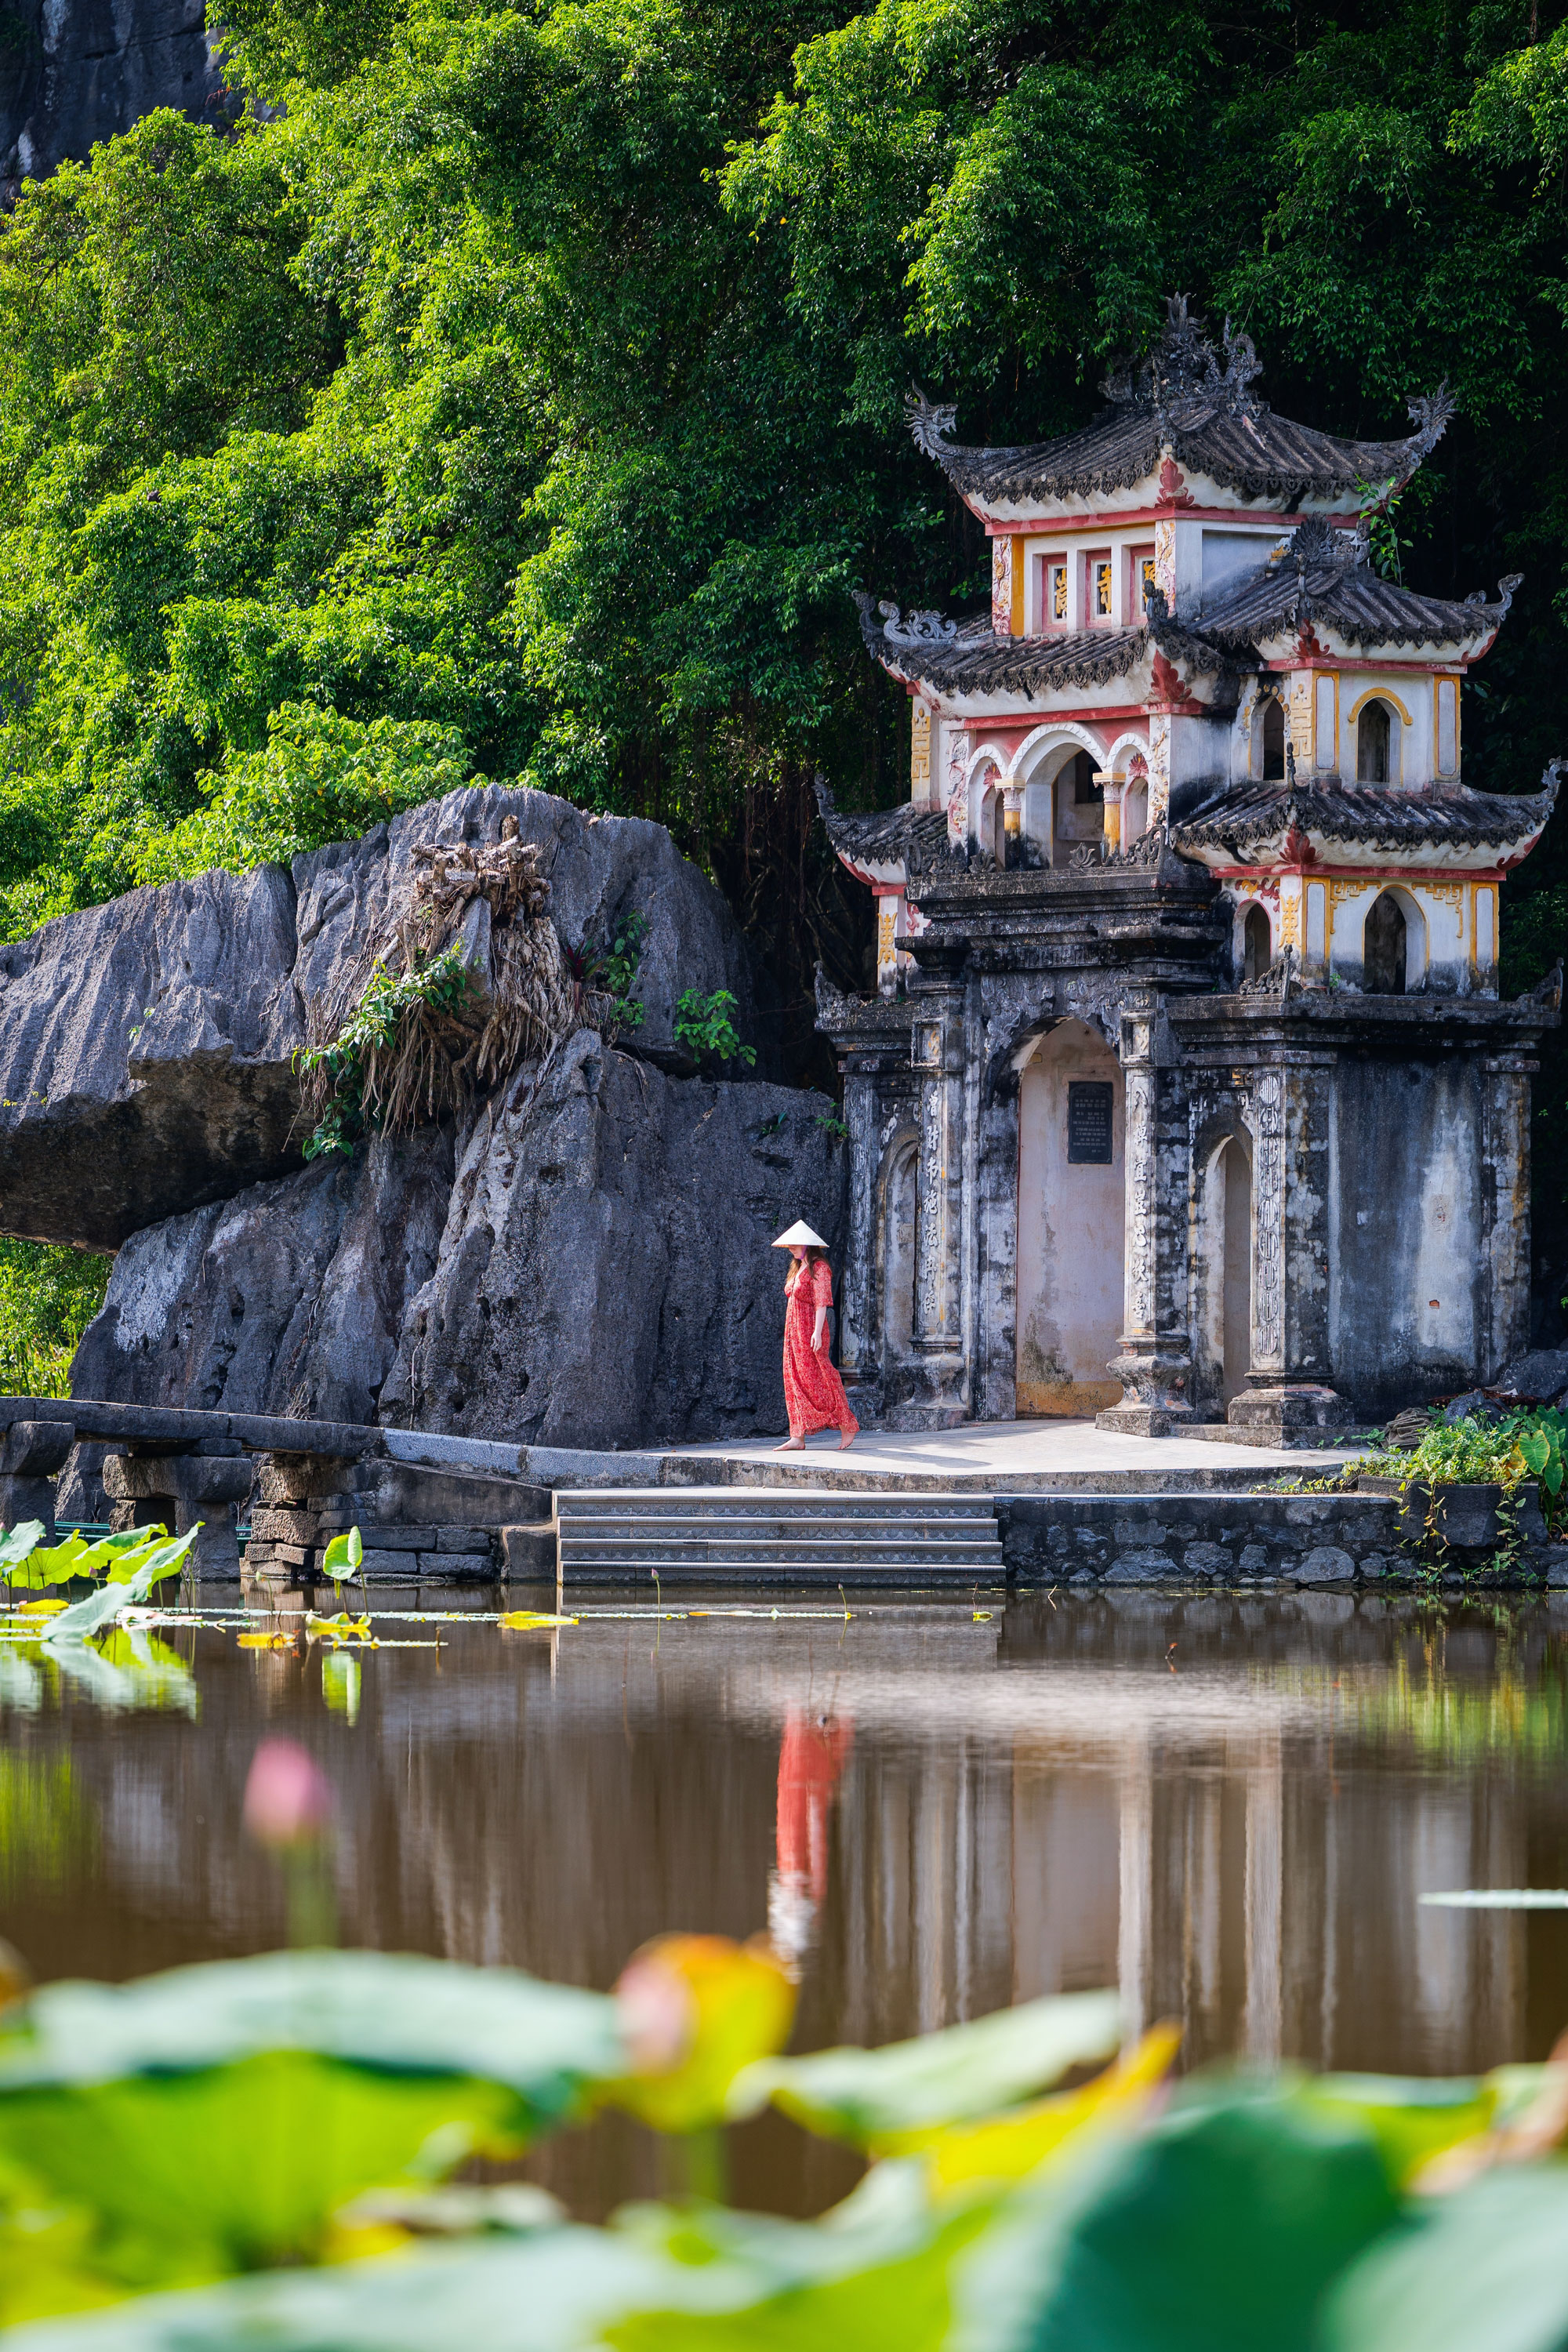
[{"xmin": 554, "ymin": 1487, "xmax": 1004, "ymax": 1588}]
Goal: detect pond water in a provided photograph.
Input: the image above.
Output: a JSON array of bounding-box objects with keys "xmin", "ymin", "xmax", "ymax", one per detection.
[{"xmin": 5, "ymin": 1584, "xmax": 1568, "ymax": 2217}]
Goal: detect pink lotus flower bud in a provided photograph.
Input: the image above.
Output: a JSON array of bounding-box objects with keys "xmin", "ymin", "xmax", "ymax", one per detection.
[
  {"xmin": 614, "ymin": 1948, "xmax": 698, "ymax": 2074},
  {"xmin": 242, "ymin": 1737, "xmax": 333, "ymax": 1851}
]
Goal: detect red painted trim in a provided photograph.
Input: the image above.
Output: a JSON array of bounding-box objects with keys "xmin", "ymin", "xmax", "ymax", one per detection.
[
  {"xmin": 980, "ymin": 505, "xmax": 1320, "ymax": 536},
  {"xmin": 1206, "ymin": 862, "xmax": 1511, "ymax": 884},
  {"xmin": 964, "ymin": 706, "xmax": 1152, "ymax": 730},
  {"xmin": 1261, "ymin": 653, "xmax": 1483, "ymax": 674}
]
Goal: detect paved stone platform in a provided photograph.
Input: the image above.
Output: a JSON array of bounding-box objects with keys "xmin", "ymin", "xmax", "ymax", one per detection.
[{"xmin": 661, "ymin": 1418, "xmax": 1363, "ymax": 1495}]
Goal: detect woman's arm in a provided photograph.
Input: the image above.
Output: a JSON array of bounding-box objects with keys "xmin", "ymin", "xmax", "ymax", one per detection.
[{"xmin": 811, "ymin": 1259, "xmax": 830, "ymax": 1352}]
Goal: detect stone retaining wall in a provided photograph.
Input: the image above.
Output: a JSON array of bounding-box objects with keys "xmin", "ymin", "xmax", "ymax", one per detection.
[{"xmin": 996, "ymin": 1490, "xmax": 1541, "ymax": 1584}]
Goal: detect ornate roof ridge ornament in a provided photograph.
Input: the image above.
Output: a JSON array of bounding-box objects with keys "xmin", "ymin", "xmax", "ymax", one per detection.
[
  {"xmin": 1290, "ymin": 514, "xmax": 1370, "ymax": 572},
  {"xmin": 905, "ymin": 385, "xmax": 959, "ymax": 459},
  {"xmin": 1101, "ymin": 295, "xmax": 1265, "ymax": 425},
  {"xmin": 877, "ymin": 597, "xmax": 960, "ymax": 650},
  {"xmin": 1403, "ymin": 383, "xmax": 1455, "ymax": 474}
]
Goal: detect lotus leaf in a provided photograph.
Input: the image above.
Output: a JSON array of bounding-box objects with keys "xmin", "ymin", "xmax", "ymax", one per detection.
[
  {"xmin": 0, "ymin": 1952, "xmax": 626, "ymax": 2284},
  {"xmin": 1320, "ymin": 2165, "xmax": 1568, "ymax": 2352},
  {"xmin": 321, "ymin": 1527, "xmax": 364, "ymax": 1584},
  {"xmin": 963, "ymin": 2085, "xmax": 1400, "ymax": 2352},
  {"xmin": 731, "ymin": 1989, "xmax": 1123, "ymax": 2150},
  {"xmin": 0, "ymin": 2227, "xmax": 779, "ymax": 2352}
]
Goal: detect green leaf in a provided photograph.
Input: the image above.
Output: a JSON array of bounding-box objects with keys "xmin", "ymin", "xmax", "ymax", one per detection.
[
  {"xmin": 0, "ymin": 1953, "xmax": 626, "ymax": 2288},
  {"xmin": 1295, "ymin": 2075, "xmax": 1494, "ymax": 2186},
  {"xmin": 974, "ymin": 2085, "xmax": 1400, "ymax": 2352},
  {"xmin": 731, "ymin": 1991, "xmax": 1123, "ymax": 2148},
  {"xmin": 42, "ymin": 1532, "xmax": 196, "ymax": 1639},
  {"xmin": 321, "ymin": 1526, "xmax": 363, "ymax": 1583},
  {"xmin": 1322, "ymin": 2165, "xmax": 1568, "ymax": 2352},
  {"xmin": 0, "ymin": 2229, "xmax": 768, "ymax": 2352}
]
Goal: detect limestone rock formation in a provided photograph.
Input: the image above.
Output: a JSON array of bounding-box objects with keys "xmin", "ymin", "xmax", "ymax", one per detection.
[
  {"xmin": 69, "ymin": 1132, "xmax": 454, "ymax": 1428},
  {"xmin": 0, "ymin": 786, "xmax": 762, "ymax": 1252},
  {"xmin": 1, "ymin": 0, "xmax": 226, "ymax": 201},
  {"xmin": 379, "ymin": 1032, "xmax": 844, "ymax": 1447},
  {"xmin": 70, "ymin": 1036, "xmax": 844, "ymax": 1446},
  {"xmin": 34, "ymin": 784, "xmax": 840, "ymax": 1446}
]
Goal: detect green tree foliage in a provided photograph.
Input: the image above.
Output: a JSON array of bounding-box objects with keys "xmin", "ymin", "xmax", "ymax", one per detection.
[
  {"xmin": 0, "ymin": 1242, "xmax": 109, "ymax": 1396},
  {"xmin": 0, "ymin": 0, "xmax": 1566, "ymax": 1102}
]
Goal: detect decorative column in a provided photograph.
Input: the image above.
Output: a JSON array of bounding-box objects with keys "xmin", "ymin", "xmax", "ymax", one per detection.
[
  {"xmin": 1228, "ymin": 1062, "xmax": 1353, "ymax": 1440},
  {"xmin": 1097, "ymin": 995, "xmax": 1194, "ymax": 1435},
  {"xmin": 910, "ymin": 982, "xmax": 969, "ymax": 1425}
]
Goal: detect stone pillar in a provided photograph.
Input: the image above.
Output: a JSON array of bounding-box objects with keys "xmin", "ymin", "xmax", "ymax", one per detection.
[
  {"xmin": 102, "ymin": 1440, "xmax": 253, "ymax": 1576},
  {"xmin": 242, "ymin": 1451, "xmax": 356, "ymax": 1589},
  {"xmin": 1098, "ymin": 997, "xmax": 1193, "ymax": 1436},
  {"xmin": 0, "ymin": 1420, "xmax": 74, "ymax": 1536},
  {"xmin": 838, "ymin": 1070, "xmax": 880, "ymax": 1386},
  {"xmin": 910, "ymin": 989, "xmax": 968, "ymax": 1423},
  {"xmin": 1480, "ymin": 1054, "xmax": 1534, "ymax": 1381},
  {"xmin": 1229, "ymin": 1062, "xmax": 1353, "ymax": 1441}
]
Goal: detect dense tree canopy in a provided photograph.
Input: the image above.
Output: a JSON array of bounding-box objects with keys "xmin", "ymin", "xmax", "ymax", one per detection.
[{"xmin": 1, "ymin": 0, "xmax": 1566, "ymax": 1120}]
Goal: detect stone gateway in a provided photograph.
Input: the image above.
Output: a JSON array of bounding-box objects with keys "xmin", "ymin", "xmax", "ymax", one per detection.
[{"xmin": 818, "ymin": 299, "xmax": 1562, "ymax": 1439}]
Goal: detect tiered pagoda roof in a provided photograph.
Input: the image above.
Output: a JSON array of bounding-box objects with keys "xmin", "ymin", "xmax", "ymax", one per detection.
[
  {"xmin": 907, "ymin": 297, "xmax": 1454, "ymax": 517},
  {"xmin": 1171, "ymin": 770, "xmax": 1559, "ymax": 870}
]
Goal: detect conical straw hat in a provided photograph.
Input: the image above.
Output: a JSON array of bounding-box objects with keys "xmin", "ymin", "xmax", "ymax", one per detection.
[{"xmin": 773, "ymin": 1220, "xmax": 828, "ymax": 1250}]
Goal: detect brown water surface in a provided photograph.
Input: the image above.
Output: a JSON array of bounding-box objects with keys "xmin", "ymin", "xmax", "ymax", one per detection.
[{"xmin": 5, "ymin": 1585, "xmax": 1568, "ymax": 2214}]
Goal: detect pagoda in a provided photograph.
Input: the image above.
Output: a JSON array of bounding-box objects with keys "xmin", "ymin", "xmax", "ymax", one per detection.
[{"xmin": 816, "ymin": 297, "xmax": 1562, "ymax": 1439}]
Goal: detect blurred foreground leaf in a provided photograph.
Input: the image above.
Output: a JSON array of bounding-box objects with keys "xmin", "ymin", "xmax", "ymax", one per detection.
[
  {"xmin": 1322, "ymin": 2165, "xmax": 1568, "ymax": 2352},
  {"xmin": 0, "ymin": 1952, "xmax": 625, "ymax": 2286},
  {"xmin": 732, "ymin": 1990, "xmax": 1123, "ymax": 2150}
]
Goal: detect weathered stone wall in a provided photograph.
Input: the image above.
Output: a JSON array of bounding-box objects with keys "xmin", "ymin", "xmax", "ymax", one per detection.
[{"xmin": 1, "ymin": 0, "xmax": 225, "ymax": 200}]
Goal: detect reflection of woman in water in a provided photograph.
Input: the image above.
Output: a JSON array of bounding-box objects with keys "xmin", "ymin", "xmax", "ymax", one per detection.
[
  {"xmin": 772, "ymin": 1220, "xmax": 858, "ymax": 1451},
  {"xmin": 770, "ymin": 1707, "xmax": 853, "ymax": 1968}
]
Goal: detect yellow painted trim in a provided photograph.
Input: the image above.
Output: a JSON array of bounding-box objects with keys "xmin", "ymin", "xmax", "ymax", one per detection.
[
  {"xmin": 1010, "ymin": 539, "xmax": 1025, "ymax": 637},
  {"xmin": 1345, "ymin": 684, "xmax": 1415, "ymax": 727}
]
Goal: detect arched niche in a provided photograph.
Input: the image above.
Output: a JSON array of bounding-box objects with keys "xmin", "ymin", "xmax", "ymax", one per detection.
[
  {"xmin": 1241, "ymin": 902, "xmax": 1272, "ymax": 983},
  {"xmin": 1251, "ymin": 693, "xmax": 1287, "ymax": 780},
  {"xmin": 879, "ymin": 1132, "xmax": 920, "ymax": 1359},
  {"xmin": 1195, "ymin": 1127, "xmax": 1254, "ymax": 1410},
  {"xmin": 1362, "ymin": 885, "xmax": 1426, "ymax": 993},
  {"xmin": 1015, "ymin": 1020, "xmax": 1125, "ymax": 1417},
  {"xmin": 1013, "ymin": 726, "xmax": 1106, "ymax": 865},
  {"xmin": 1348, "ymin": 687, "xmax": 1410, "ymax": 785}
]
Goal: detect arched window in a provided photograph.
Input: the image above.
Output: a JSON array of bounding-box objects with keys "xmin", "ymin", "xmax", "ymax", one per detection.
[
  {"xmin": 992, "ymin": 789, "xmax": 1007, "ymax": 868},
  {"xmin": 1242, "ymin": 903, "xmax": 1271, "ymax": 983},
  {"xmin": 1052, "ymin": 750, "xmax": 1104, "ymax": 858},
  {"xmin": 1364, "ymin": 892, "xmax": 1406, "ymax": 993},
  {"xmin": 1261, "ymin": 698, "xmax": 1286, "ymax": 780},
  {"xmin": 1357, "ymin": 699, "xmax": 1392, "ymax": 783}
]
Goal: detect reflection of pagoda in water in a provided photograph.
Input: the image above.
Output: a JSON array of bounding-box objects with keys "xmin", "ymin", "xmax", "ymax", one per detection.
[{"xmin": 818, "ymin": 299, "xmax": 1561, "ymax": 1436}]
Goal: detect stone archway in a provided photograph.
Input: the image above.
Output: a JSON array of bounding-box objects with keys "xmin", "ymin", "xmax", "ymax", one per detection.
[{"xmin": 1015, "ymin": 1020, "xmax": 1126, "ymax": 1417}]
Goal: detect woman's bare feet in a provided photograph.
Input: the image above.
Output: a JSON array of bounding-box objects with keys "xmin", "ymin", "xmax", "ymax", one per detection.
[
  {"xmin": 776, "ymin": 1435, "xmax": 805, "ymax": 1451},
  {"xmin": 838, "ymin": 1429, "xmax": 857, "ymax": 1450}
]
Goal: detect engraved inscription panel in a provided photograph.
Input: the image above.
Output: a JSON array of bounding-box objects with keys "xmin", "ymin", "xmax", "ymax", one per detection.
[{"xmin": 1067, "ymin": 1081, "xmax": 1114, "ymax": 1165}]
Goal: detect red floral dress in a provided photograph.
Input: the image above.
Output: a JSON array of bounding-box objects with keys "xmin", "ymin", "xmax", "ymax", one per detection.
[{"xmin": 782, "ymin": 1257, "xmax": 859, "ymax": 1440}]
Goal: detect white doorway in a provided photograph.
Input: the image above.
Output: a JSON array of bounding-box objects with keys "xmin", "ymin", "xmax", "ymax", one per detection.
[{"xmin": 1015, "ymin": 1021, "xmax": 1126, "ymax": 1416}]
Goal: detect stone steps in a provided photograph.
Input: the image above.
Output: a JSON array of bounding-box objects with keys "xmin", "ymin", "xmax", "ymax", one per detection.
[{"xmin": 555, "ymin": 1487, "xmax": 1003, "ymax": 1587}]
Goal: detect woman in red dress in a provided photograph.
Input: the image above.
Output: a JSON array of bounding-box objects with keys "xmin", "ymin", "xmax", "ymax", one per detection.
[{"xmin": 772, "ymin": 1221, "xmax": 858, "ymax": 1450}]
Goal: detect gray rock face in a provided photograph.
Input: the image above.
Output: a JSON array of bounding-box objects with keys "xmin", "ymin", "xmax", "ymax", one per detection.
[
  {"xmin": 1495, "ymin": 1348, "xmax": 1568, "ymax": 1401},
  {"xmin": 0, "ymin": 786, "xmax": 759, "ymax": 1251},
  {"xmin": 1, "ymin": 0, "xmax": 225, "ymax": 200},
  {"xmin": 377, "ymin": 1030, "xmax": 844, "ymax": 1448},
  {"xmin": 71, "ymin": 1132, "xmax": 453, "ymax": 1427},
  {"xmin": 69, "ymin": 1032, "xmax": 844, "ymax": 1447}
]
